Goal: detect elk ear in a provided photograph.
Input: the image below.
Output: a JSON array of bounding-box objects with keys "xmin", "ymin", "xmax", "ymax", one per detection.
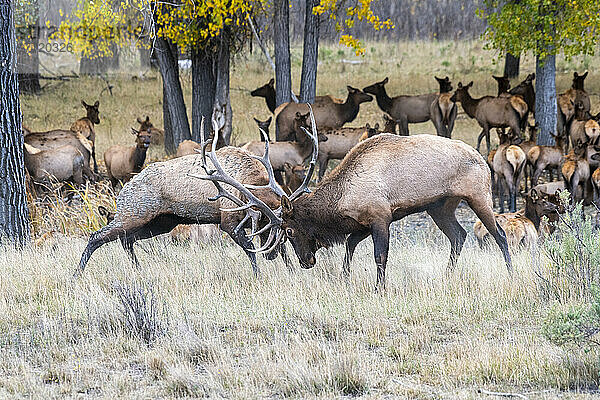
[
  {"xmin": 530, "ymin": 189, "xmax": 539, "ymax": 201},
  {"xmin": 444, "ymin": 76, "xmax": 449, "ymax": 81},
  {"xmin": 574, "ymin": 72, "xmax": 579, "ymax": 78},
  {"xmin": 457, "ymin": 82, "xmax": 463, "ymax": 89},
  {"xmin": 582, "ymin": 71, "xmax": 588, "ymax": 79},
  {"xmin": 467, "ymin": 81, "xmax": 473, "ymax": 88},
  {"xmin": 131, "ymin": 128, "xmax": 139, "ymax": 135},
  {"xmin": 374, "ymin": 123, "xmax": 380, "ymax": 130},
  {"xmin": 281, "ymin": 195, "xmax": 294, "ymax": 216},
  {"xmin": 93, "ymin": 100, "xmax": 99, "ymax": 108},
  {"xmin": 268, "ymin": 78, "xmax": 275, "ymax": 86},
  {"xmin": 137, "ymin": 117, "xmax": 144, "ymax": 124},
  {"xmin": 347, "ymin": 85, "xmax": 357, "ymax": 93},
  {"xmin": 81, "ymin": 100, "xmax": 88, "ymax": 108},
  {"xmin": 145, "ymin": 116, "xmax": 150, "ymax": 122},
  {"xmin": 382, "ymin": 77, "xmax": 389, "ymax": 85},
  {"xmin": 266, "ymin": 116, "xmax": 272, "ymax": 125},
  {"xmin": 253, "ymin": 117, "xmax": 260, "ymax": 124},
  {"xmin": 365, "ymin": 123, "xmax": 370, "ymax": 129},
  {"xmin": 295, "ymin": 112, "xmax": 302, "ymax": 118}
]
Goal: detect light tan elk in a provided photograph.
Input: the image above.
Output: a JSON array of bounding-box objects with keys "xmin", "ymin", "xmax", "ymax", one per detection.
[
  {"xmin": 509, "ymin": 73, "xmax": 536, "ymax": 119},
  {"xmin": 592, "ymin": 154, "xmax": 600, "ymax": 206},
  {"xmin": 69, "ymin": 100, "xmax": 101, "ymax": 172},
  {"xmin": 25, "ymin": 101, "xmax": 100, "ymax": 179},
  {"xmin": 528, "ymin": 133, "xmax": 567, "ymax": 186},
  {"xmin": 250, "ymin": 78, "xmax": 342, "ymax": 114},
  {"xmin": 569, "ymin": 106, "xmax": 600, "ymax": 147},
  {"xmin": 197, "ymin": 130, "xmax": 512, "ymax": 289},
  {"xmin": 363, "ymin": 77, "xmax": 455, "ymax": 137},
  {"xmin": 23, "ymin": 142, "xmax": 87, "ymax": 185},
  {"xmin": 561, "ymin": 141, "xmax": 591, "ymax": 204},
  {"xmin": 493, "ymin": 133, "xmax": 527, "ymax": 213},
  {"xmin": 137, "ymin": 116, "xmax": 165, "ymax": 145},
  {"xmin": 76, "ymin": 118, "xmax": 299, "ymax": 276},
  {"xmin": 243, "ymin": 112, "xmax": 328, "ymax": 172},
  {"xmin": 104, "ymin": 129, "xmax": 152, "ymax": 188},
  {"xmin": 514, "ymin": 124, "xmax": 538, "ymax": 191},
  {"xmin": 316, "ymin": 123, "xmax": 379, "ymax": 181},
  {"xmin": 493, "ymin": 75, "xmax": 531, "ymax": 131},
  {"xmin": 176, "ymin": 140, "xmax": 201, "ymax": 157},
  {"xmin": 275, "ymin": 86, "xmax": 372, "ymax": 141},
  {"xmin": 451, "ymin": 81, "xmax": 525, "ymax": 154}
]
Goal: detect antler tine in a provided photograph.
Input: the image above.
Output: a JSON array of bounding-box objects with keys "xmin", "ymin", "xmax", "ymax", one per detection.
[
  {"xmin": 249, "ymin": 228, "xmax": 285, "ymax": 254},
  {"xmin": 289, "ymin": 104, "xmax": 319, "ymax": 202},
  {"xmin": 244, "ymin": 128, "xmax": 287, "ymax": 198}
]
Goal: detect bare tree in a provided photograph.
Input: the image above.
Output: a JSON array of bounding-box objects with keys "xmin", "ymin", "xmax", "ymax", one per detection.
[
  {"xmin": 274, "ymin": 0, "xmax": 292, "ymax": 106},
  {"xmin": 299, "ymin": 0, "xmax": 319, "ymax": 103}
]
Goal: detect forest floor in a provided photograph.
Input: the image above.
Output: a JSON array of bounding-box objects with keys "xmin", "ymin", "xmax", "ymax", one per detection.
[{"xmin": 8, "ymin": 41, "xmax": 600, "ymax": 398}]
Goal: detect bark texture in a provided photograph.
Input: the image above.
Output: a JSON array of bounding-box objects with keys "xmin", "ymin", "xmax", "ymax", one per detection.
[
  {"xmin": 535, "ymin": 54, "xmax": 557, "ymax": 146},
  {"xmin": 214, "ymin": 36, "xmax": 232, "ymax": 146},
  {"xmin": 0, "ymin": 0, "xmax": 31, "ymax": 244},
  {"xmin": 192, "ymin": 47, "xmax": 215, "ymax": 142},
  {"xmin": 503, "ymin": 52, "xmax": 520, "ymax": 79},
  {"xmin": 274, "ymin": 0, "xmax": 292, "ymax": 106},
  {"xmin": 299, "ymin": 0, "xmax": 320, "ymax": 103}
]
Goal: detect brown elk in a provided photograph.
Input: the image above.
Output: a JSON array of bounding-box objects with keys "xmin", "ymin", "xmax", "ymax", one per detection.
[
  {"xmin": 282, "ymin": 162, "xmax": 306, "ymax": 195},
  {"xmin": 197, "ymin": 128, "xmax": 513, "ymax": 289},
  {"xmin": 509, "ymin": 73, "xmax": 535, "ymax": 118},
  {"xmin": 561, "ymin": 141, "xmax": 591, "ymax": 204},
  {"xmin": 250, "ymin": 78, "xmax": 342, "ymax": 114},
  {"xmin": 137, "ymin": 116, "xmax": 165, "ymax": 145},
  {"xmin": 104, "ymin": 129, "xmax": 152, "ymax": 188},
  {"xmin": 450, "ymin": 82, "xmax": 524, "ymax": 154},
  {"xmin": 592, "ymin": 155, "xmax": 600, "ymax": 206},
  {"xmin": 528, "ymin": 133, "xmax": 567, "ymax": 186},
  {"xmin": 363, "ymin": 77, "xmax": 456, "ymax": 137},
  {"xmin": 23, "ymin": 142, "xmax": 86, "ymax": 185},
  {"xmin": 70, "ymin": 100, "xmax": 100, "ymax": 173},
  {"xmin": 431, "ymin": 75, "xmax": 457, "ymax": 138},
  {"xmin": 382, "ymin": 114, "xmax": 397, "ymax": 134},
  {"xmin": 492, "ymin": 75, "xmax": 511, "ymax": 96},
  {"xmin": 316, "ymin": 123, "xmax": 379, "ymax": 181},
  {"xmin": 569, "ymin": 109, "xmax": 600, "ymax": 147},
  {"xmin": 275, "ymin": 86, "xmax": 372, "ymax": 141},
  {"xmin": 253, "ymin": 117, "xmax": 272, "ymax": 141},
  {"xmin": 493, "ymin": 133, "xmax": 527, "ymax": 213},
  {"xmin": 514, "ymin": 124, "xmax": 538, "ymax": 191},
  {"xmin": 493, "ymin": 74, "xmax": 532, "ymax": 131},
  {"xmin": 76, "ymin": 118, "xmax": 297, "ymax": 276}
]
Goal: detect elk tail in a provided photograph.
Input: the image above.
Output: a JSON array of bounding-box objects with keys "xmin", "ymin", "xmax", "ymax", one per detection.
[
  {"xmin": 506, "ymin": 146, "xmax": 526, "ymax": 186},
  {"xmin": 510, "ymin": 96, "xmax": 528, "ymax": 120}
]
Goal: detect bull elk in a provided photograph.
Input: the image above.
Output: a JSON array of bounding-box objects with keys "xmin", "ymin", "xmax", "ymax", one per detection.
[
  {"xmin": 77, "ymin": 118, "xmax": 292, "ymax": 276},
  {"xmin": 196, "ymin": 117, "xmax": 512, "ymax": 289},
  {"xmin": 104, "ymin": 128, "xmax": 152, "ymax": 188},
  {"xmin": 450, "ymin": 81, "xmax": 525, "ymax": 155},
  {"xmin": 275, "ymin": 86, "xmax": 372, "ymax": 141},
  {"xmin": 137, "ymin": 116, "xmax": 165, "ymax": 145},
  {"xmin": 363, "ymin": 77, "xmax": 456, "ymax": 137}
]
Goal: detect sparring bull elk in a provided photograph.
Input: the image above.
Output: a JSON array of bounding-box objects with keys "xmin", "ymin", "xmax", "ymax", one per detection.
[
  {"xmin": 195, "ymin": 110, "xmax": 512, "ymax": 289},
  {"xmin": 76, "ymin": 118, "xmax": 291, "ymax": 276}
]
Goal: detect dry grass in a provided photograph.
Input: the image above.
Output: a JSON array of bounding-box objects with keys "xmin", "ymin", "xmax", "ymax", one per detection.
[
  {"xmin": 12, "ymin": 41, "xmax": 600, "ymax": 397},
  {"xmin": 1, "ymin": 228, "xmax": 599, "ymax": 398}
]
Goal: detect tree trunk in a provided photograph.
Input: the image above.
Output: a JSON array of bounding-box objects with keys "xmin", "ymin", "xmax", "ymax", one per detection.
[
  {"xmin": 16, "ymin": 1, "xmax": 40, "ymax": 94},
  {"xmin": 0, "ymin": 0, "xmax": 31, "ymax": 244},
  {"xmin": 80, "ymin": 43, "xmax": 120, "ymax": 75},
  {"xmin": 155, "ymin": 38, "xmax": 190, "ymax": 153},
  {"xmin": 214, "ymin": 35, "xmax": 232, "ymax": 146},
  {"xmin": 139, "ymin": 45, "xmax": 158, "ymax": 70},
  {"xmin": 192, "ymin": 47, "xmax": 216, "ymax": 142},
  {"xmin": 535, "ymin": 54, "xmax": 557, "ymax": 146},
  {"xmin": 162, "ymin": 76, "xmax": 174, "ymax": 154},
  {"xmin": 274, "ymin": 0, "xmax": 292, "ymax": 106},
  {"xmin": 503, "ymin": 52, "xmax": 520, "ymax": 79},
  {"xmin": 299, "ymin": 0, "xmax": 320, "ymax": 103}
]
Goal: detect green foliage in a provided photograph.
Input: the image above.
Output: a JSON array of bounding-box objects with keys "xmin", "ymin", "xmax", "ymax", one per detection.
[
  {"xmin": 537, "ymin": 192, "xmax": 600, "ymax": 302},
  {"xmin": 479, "ymin": 0, "xmax": 600, "ymax": 59}
]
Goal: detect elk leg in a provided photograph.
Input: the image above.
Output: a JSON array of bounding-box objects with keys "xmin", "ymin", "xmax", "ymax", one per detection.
[
  {"xmin": 398, "ymin": 116, "xmax": 409, "ymax": 136},
  {"xmin": 120, "ymin": 235, "xmax": 141, "ymax": 269},
  {"xmin": 447, "ymin": 105, "xmax": 457, "ymax": 138},
  {"xmin": 427, "ymin": 199, "xmax": 466, "ymax": 271},
  {"xmin": 476, "ymin": 126, "xmax": 489, "ymax": 154},
  {"xmin": 468, "ymin": 198, "xmax": 513, "ymax": 274},
  {"xmin": 371, "ymin": 221, "xmax": 390, "ymax": 291},
  {"xmin": 317, "ymin": 157, "xmax": 329, "ymax": 182},
  {"xmin": 343, "ymin": 229, "xmax": 370, "ymax": 279},
  {"xmin": 76, "ymin": 223, "xmax": 124, "ymax": 276},
  {"xmin": 92, "ymin": 147, "xmax": 98, "ymax": 174}
]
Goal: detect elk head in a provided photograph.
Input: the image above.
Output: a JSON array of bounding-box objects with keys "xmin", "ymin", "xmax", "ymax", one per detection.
[
  {"xmin": 346, "ymin": 85, "xmax": 373, "ymax": 105},
  {"xmin": 573, "ymin": 71, "xmax": 588, "ymax": 91},
  {"xmin": 137, "ymin": 116, "xmax": 154, "ymax": 131},
  {"xmin": 82, "ymin": 100, "xmax": 100, "ymax": 124},
  {"xmin": 382, "ymin": 114, "xmax": 396, "ymax": 133},
  {"xmin": 362, "ymin": 77, "xmax": 389, "ymax": 97},
  {"xmin": 253, "ymin": 116, "xmax": 272, "ymax": 140},
  {"xmin": 132, "ymin": 128, "xmax": 152, "ymax": 149},
  {"xmin": 435, "ymin": 76, "xmax": 453, "ymax": 93},
  {"xmin": 449, "ymin": 81, "xmax": 473, "ymax": 103},
  {"xmin": 294, "ymin": 112, "xmax": 328, "ymax": 143},
  {"xmin": 250, "ymin": 78, "xmax": 275, "ymax": 98},
  {"xmin": 492, "ymin": 75, "xmax": 510, "ymax": 95},
  {"xmin": 527, "ymin": 189, "xmax": 561, "ymax": 224},
  {"xmin": 585, "ymin": 120, "xmax": 600, "ymax": 143}
]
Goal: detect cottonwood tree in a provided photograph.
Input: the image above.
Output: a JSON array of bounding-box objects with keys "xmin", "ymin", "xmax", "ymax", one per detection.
[
  {"xmin": 0, "ymin": 0, "xmax": 31, "ymax": 244},
  {"xmin": 480, "ymin": 0, "xmax": 600, "ymax": 145}
]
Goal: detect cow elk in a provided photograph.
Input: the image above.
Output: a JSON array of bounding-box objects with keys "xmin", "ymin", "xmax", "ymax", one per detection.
[
  {"xmin": 275, "ymin": 86, "xmax": 372, "ymax": 141},
  {"xmin": 104, "ymin": 128, "xmax": 152, "ymax": 188},
  {"xmin": 253, "ymin": 117, "xmax": 272, "ymax": 141},
  {"xmin": 528, "ymin": 133, "xmax": 567, "ymax": 186},
  {"xmin": 251, "ymin": 78, "xmax": 342, "ymax": 114},
  {"xmin": 283, "ymin": 162, "xmax": 306, "ymax": 195},
  {"xmin": 176, "ymin": 140, "xmax": 202, "ymax": 157},
  {"xmin": 70, "ymin": 100, "xmax": 100, "ymax": 172},
  {"xmin": 23, "ymin": 142, "xmax": 87, "ymax": 186},
  {"xmin": 592, "ymin": 154, "xmax": 600, "ymax": 206},
  {"xmin": 450, "ymin": 81, "xmax": 525, "ymax": 154},
  {"xmin": 363, "ymin": 77, "xmax": 456, "ymax": 137},
  {"xmin": 493, "ymin": 133, "xmax": 527, "ymax": 213},
  {"xmin": 569, "ymin": 106, "xmax": 600, "ymax": 147},
  {"xmin": 197, "ymin": 129, "xmax": 513, "ymax": 289},
  {"xmin": 561, "ymin": 141, "xmax": 591, "ymax": 204},
  {"xmin": 77, "ymin": 118, "xmax": 294, "ymax": 276},
  {"xmin": 137, "ymin": 116, "xmax": 165, "ymax": 144}
]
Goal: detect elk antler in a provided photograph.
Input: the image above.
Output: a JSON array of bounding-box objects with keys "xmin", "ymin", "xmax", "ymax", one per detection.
[{"xmin": 190, "ymin": 116, "xmax": 283, "ymax": 247}]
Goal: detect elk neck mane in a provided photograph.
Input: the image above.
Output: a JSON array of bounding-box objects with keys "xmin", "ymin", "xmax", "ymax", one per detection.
[{"xmin": 372, "ymin": 87, "xmax": 394, "ymax": 114}]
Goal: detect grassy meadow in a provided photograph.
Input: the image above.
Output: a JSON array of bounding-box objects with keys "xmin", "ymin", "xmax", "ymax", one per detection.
[{"xmin": 9, "ymin": 41, "xmax": 600, "ymax": 398}]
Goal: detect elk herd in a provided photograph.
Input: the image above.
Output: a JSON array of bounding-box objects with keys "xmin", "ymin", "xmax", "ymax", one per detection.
[{"xmin": 22, "ymin": 70, "xmax": 600, "ymax": 289}]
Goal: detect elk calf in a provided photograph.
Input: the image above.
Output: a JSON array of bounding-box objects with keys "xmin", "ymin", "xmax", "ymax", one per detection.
[
  {"xmin": 104, "ymin": 129, "xmax": 152, "ymax": 187},
  {"xmin": 493, "ymin": 136, "xmax": 526, "ymax": 213},
  {"xmin": 24, "ymin": 143, "xmax": 86, "ymax": 185}
]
